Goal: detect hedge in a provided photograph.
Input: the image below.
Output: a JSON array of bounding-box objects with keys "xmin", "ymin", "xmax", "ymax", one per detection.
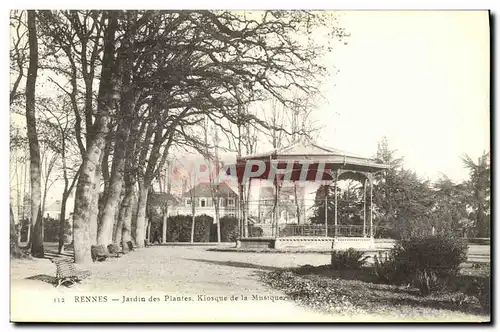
[
  {"xmin": 210, "ymin": 216, "xmax": 239, "ymax": 242},
  {"xmin": 165, "ymin": 214, "xmax": 213, "ymax": 242}
]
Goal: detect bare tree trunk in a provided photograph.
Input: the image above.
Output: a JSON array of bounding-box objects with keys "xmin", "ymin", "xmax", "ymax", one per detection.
[
  {"xmin": 72, "ymin": 11, "xmax": 117, "ymax": 263},
  {"xmin": 190, "ymin": 188, "xmax": 196, "ymax": 243},
  {"xmin": 21, "ymin": 159, "xmax": 28, "ymax": 245},
  {"xmin": 134, "ymin": 183, "xmax": 149, "ymax": 247},
  {"xmin": 57, "ymin": 196, "xmax": 68, "ymax": 253},
  {"xmin": 57, "ymin": 151, "xmax": 79, "ymax": 254},
  {"xmin": 146, "ymin": 219, "xmax": 151, "ymax": 244},
  {"xmin": 113, "ymin": 194, "xmax": 124, "ymax": 245},
  {"xmin": 89, "ymin": 151, "xmax": 104, "ymax": 246},
  {"xmin": 214, "ymin": 200, "xmax": 221, "ymax": 243},
  {"xmin": 162, "ymin": 206, "xmax": 168, "ymax": 243},
  {"xmin": 11, "ymin": 203, "xmax": 25, "ymax": 258},
  {"xmin": 118, "ymin": 181, "xmax": 134, "ymax": 245},
  {"xmin": 238, "ymin": 183, "xmax": 246, "ymax": 237},
  {"xmin": 26, "ymin": 10, "xmax": 44, "ymax": 258}
]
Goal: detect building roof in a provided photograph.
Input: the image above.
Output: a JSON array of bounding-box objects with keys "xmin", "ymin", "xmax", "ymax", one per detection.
[
  {"xmin": 239, "ymin": 142, "xmax": 368, "ymax": 160},
  {"xmin": 231, "ymin": 142, "xmax": 390, "ymax": 179},
  {"xmin": 183, "ymin": 182, "xmax": 238, "ymax": 198},
  {"xmin": 149, "ymin": 192, "xmax": 181, "ymax": 206}
]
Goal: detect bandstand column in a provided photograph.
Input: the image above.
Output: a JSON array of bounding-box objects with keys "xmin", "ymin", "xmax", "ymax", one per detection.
[
  {"xmin": 363, "ymin": 178, "xmax": 367, "ymax": 238},
  {"xmin": 334, "ymin": 171, "xmax": 338, "ymax": 238},
  {"xmin": 324, "ymin": 186, "xmax": 328, "ymax": 237},
  {"xmin": 369, "ymin": 178, "xmax": 374, "ymax": 238}
]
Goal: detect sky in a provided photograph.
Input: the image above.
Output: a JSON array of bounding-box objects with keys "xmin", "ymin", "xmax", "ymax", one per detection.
[{"xmin": 312, "ymin": 11, "xmax": 489, "ymax": 182}]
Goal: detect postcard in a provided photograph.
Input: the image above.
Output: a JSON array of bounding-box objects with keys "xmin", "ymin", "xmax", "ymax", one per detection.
[{"xmin": 9, "ymin": 10, "xmax": 490, "ymax": 323}]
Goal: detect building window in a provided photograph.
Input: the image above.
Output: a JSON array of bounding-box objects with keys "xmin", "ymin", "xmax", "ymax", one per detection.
[
  {"xmin": 228, "ymin": 198, "xmax": 235, "ymax": 206},
  {"xmin": 186, "ymin": 199, "xmax": 191, "ymax": 206},
  {"xmin": 200, "ymin": 199, "xmax": 206, "ymax": 207},
  {"xmin": 220, "ymin": 198, "xmax": 226, "ymax": 207}
]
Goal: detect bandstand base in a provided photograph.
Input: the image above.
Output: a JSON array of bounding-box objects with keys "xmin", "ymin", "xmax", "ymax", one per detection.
[
  {"xmin": 331, "ymin": 237, "xmax": 375, "ymax": 250},
  {"xmin": 237, "ymin": 237, "xmax": 375, "ymax": 251}
]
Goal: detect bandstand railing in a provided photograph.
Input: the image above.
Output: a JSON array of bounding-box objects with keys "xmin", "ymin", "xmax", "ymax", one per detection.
[{"xmin": 246, "ymin": 223, "xmax": 391, "ymax": 239}]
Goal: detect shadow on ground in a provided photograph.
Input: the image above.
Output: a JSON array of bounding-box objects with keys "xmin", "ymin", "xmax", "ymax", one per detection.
[
  {"xmin": 25, "ymin": 274, "xmax": 57, "ymax": 286},
  {"xmin": 185, "ymin": 258, "xmax": 281, "ymax": 271}
]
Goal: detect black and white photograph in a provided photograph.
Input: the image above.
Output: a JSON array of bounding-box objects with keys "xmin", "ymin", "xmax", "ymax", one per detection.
[{"xmin": 8, "ymin": 9, "xmax": 491, "ymax": 322}]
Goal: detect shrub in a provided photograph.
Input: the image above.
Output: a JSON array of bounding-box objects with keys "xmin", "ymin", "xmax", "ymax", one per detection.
[
  {"xmin": 248, "ymin": 226, "xmax": 263, "ymax": 238},
  {"xmin": 330, "ymin": 248, "xmax": 368, "ymax": 270},
  {"xmin": 395, "ymin": 236, "xmax": 468, "ymax": 277},
  {"xmin": 471, "ymin": 277, "xmax": 490, "ymax": 312},
  {"xmin": 414, "ymin": 269, "xmax": 448, "ymax": 295},
  {"xmin": 376, "ymin": 236, "xmax": 468, "ymax": 295},
  {"xmin": 373, "ymin": 251, "xmax": 402, "ymax": 284}
]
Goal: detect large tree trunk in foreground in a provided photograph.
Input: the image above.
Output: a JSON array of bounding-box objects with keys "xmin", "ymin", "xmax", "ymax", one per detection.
[
  {"xmin": 119, "ymin": 182, "xmax": 135, "ymax": 245},
  {"xmin": 97, "ymin": 106, "xmax": 135, "ymax": 245},
  {"xmin": 134, "ymin": 183, "xmax": 149, "ymax": 247},
  {"xmin": 25, "ymin": 10, "xmax": 44, "ymax": 258},
  {"xmin": 114, "ymin": 194, "xmax": 126, "ymax": 246},
  {"xmin": 72, "ymin": 11, "xmax": 117, "ymax": 263},
  {"xmin": 89, "ymin": 169, "xmax": 100, "ymax": 246}
]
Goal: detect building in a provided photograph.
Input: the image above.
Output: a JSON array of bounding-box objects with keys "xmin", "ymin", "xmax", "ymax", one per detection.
[{"xmin": 178, "ymin": 183, "xmax": 239, "ymax": 218}]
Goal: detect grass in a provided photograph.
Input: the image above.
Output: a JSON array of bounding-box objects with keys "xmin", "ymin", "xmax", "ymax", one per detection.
[{"xmin": 259, "ymin": 263, "xmax": 490, "ymax": 321}]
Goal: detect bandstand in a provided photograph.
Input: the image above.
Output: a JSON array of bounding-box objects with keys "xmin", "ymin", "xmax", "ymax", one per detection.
[{"xmin": 230, "ymin": 142, "xmax": 390, "ymax": 251}]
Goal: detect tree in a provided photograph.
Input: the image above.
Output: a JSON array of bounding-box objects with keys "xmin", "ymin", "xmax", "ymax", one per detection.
[
  {"xmin": 372, "ymin": 137, "xmax": 434, "ymax": 239},
  {"xmin": 309, "ymin": 184, "xmax": 335, "ymax": 225},
  {"xmin": 25, "ymin": 10, "xmax": 44, "ymax": 258},
  {"xmin": 38, "ymin": 97, "xmax": 81, "ymax": 253},
  {"xmin": 72, "ymin": 10, "xmax": 118, "ymax": 263},
  {"xmin": 432, "ymin": 176, "xmax": 471, "ymax": 237},
  {"xmin": 462, "ymin": 152, "xmax": 490, "ymax": 237}
]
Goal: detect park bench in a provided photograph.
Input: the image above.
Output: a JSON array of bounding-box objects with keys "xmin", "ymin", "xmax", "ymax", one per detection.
[
  {"xmin": 51, "ymin": 257, "xmax": 91, "ymax": 288},
  {"xmin": 91, "ymin": 245, "xmax": 110, "ymax": 262},
  {"xmin": 107, "ymin": 243, "xmax": 122, "ymax": 258}
]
